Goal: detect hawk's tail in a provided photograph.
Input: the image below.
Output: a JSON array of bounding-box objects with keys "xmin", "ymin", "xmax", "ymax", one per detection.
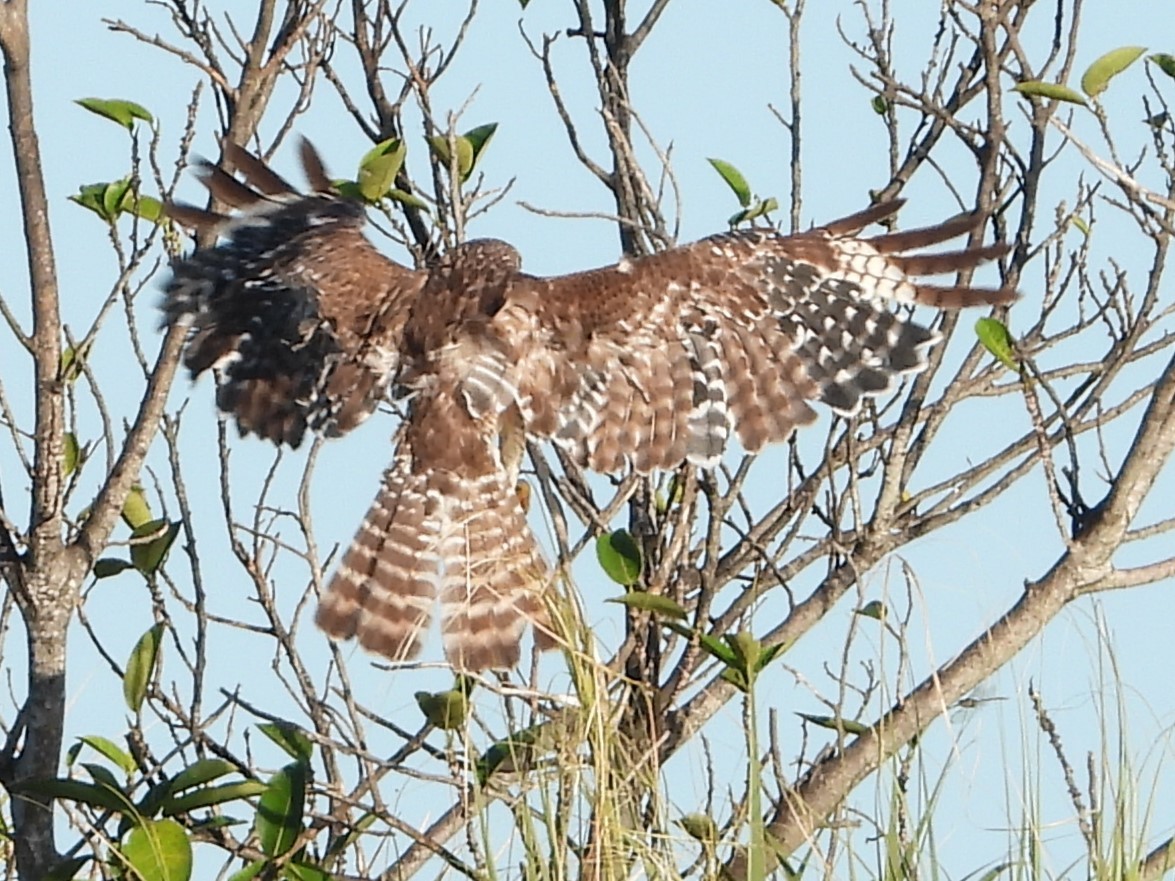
[{"xmin": 315, "ymin": 454, "xmax": 556, "ymax": 671}]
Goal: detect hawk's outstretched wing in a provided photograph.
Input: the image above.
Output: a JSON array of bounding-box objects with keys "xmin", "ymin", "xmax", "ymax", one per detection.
[
  {"xmin": 497, "ymin": 202, "xmax": 1016, "ymax": 473},
  {"xmin": 163, "ymin": 140, "xmax": 424, "ymax": 447},
  {"xmin": 164, "ymin": 139, "xmax": 1019, "ymax": 672}
]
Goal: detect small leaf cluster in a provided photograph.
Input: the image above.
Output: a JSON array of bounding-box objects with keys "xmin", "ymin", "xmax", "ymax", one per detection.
[
  {"xmin": 72, "ymin": 98, "xmax": 164, "ymax": 224},
  {"xmin": 58, "ymin": 340, "xmax": 94, "ymax": 480},
  {"xmin": 236, "ymin": 723, "xmax": 371, "ymax": 880},
  {"xmin": 73, "ymin": 95, "xmax": 502, "ymax": 225},
  {"xmin": 415, "ymin": 675, "xmax": 476, "ymax": 730},
  {"xmin": 699, "ymin": 629, "xmax": 788, "ymax": 694},
  {"xmin": 335, "ymin": 124, "xmax": 498, "ymax": 207},
  {"xmin": 334, "ymin": 137, "xmax": 422, "ymax": 207},
  {"xmin": 70, "ymin": 178, "xmax": 163, "ymax": 224},
  {"xmin": 597, "ymin": 530, "xmax": 794, "ymax": 691},
  {"xmin": 1013, "ymin": 45, "xmax": 1155, "ymax": 106},
  {"xmin": 597, "ymin": 528, "xmax": 690, "ymax": 618},
  {"xmin": 993, "ymin": 44, "xmax": 1167, "ymax": 370},
  {"xmin": 93, "ymin": 485, "xmax": 180, "ymax": 582},
  {"xmin": 21, "ymin": 722, "xmax": 340, "ymax": 881},
  {"xmin": 18, "ymin": 740, "xmax": 264, "ymax": 881},
  {"xmin": 334, "ymin": 123, "xmax": 499, "ymax": 209},
  {"xmin": 708, "ymin": 157, "xmax": 779, "ymax": 226},
  {"xmin": 427, "ymin": 122, "xmax": 498, "ymax": 182},
  {"xmin": 476, "ymin": 720, "xmax": 564, "ymax": 785}
]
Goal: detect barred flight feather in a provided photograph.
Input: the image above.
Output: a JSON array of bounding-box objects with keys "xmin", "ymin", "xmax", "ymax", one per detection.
[
  {"xmin": 163, "ymin": 139, "xmax": 1019, "ymax": 671},
  {"xmin": 163, "ymin": 148, "xmax": 422, "ymax": 447}
]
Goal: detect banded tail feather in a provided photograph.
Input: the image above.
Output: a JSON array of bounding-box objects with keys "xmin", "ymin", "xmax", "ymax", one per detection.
[{"xmin": 315, "ymin": 459, "xmax": 554, "ymax": 671}]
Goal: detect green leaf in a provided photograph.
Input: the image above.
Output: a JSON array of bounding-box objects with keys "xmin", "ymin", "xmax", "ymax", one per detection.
[
  {"xmin": 695, "ymin": 630, "xmax": 738, "ymax": 666},
  {"xmin": 257, "ymin": 722, "xmax": 314, "ymax": 765},
  {"xmin": 728, "ymin": 197, "xmax": 778, "ymax": 227},
  {"xmin": 476, "ymin": 723, "xmax": 555, "ymax": 783},
  {"xmin": 11, "ymin": 777, "xmax": 136, "ymax": 816},
  {"xmin": 122, "ymin": 485, "xmax": 153, "ymax": 529},
  {"xmin": 124, "ymin": 623, "xmax": 164, "ymax": 713},
  {"xmin": 725, "ymin": 630, "xmax": 761, "ymax": 671},
  {"xmin": 63, "ymin": 432, "xmax": 79, "ymax": 477},
  {"xmin": 1011, "ymin": 81, "xmax": 1087, "ymax": 106},
  {"xmin": 76, "ymin": 97, "xmax": 154, "ymax": 130},
  {"xmin": 121, "ymin": 191, "xmax": 165, "ymax": 223},
  {"xmin": 130, "ymin": 519, "xmax": 180, "ymax": 576},
  {"xmin": 1070, "ymin": 215, "xmax": 1091, "ymax": 236},
  {"xmin": 226, "ymin": 861, "xmax": 266, "ymax": 881},
  {"xmin": 333, "ymin": 180, "xmax": 365, "ymax": 201},
  {"xmin": 428, "ymin": 134, "xmax": 475, "ymax": 179},
  {"xmin": 856, "ymin": 599, "xmax": 887, "ymax": 621},
  {"xmin": 356, "ymin": 138, "xmax": 407, "ymax": 202},
  {"xmin": 167, "ymin": 758, "xmax": 239, "ymax": 793},
  {"xmin": 60, "ymin": 339, "xmax": 93, "ymax": 383},
  {"xmin": 121, "ymin": 819, "xmax": 193, "ymax": 881},
  {"xmin": 69, "ymin": 182, "xmax": 110, "ymax": 219},
  {"xmin": 325, "ymin": 812, "xmax": 378, "ymax": 858},
  {"xmin": 386, "ymin": 187, "xmax": 428, "ymax": 209},
  {"xmin": 190, "ymin": 815, "xmax": 245, "ymax": 832},
  {"xmin": 723, "ymin": 671, "xmax": 752, "ymax": 693},
  {"xmin": 664, "ymin": 621, "xmax": 743, "ymax": 671},
  {"xmin": 70, "ymin": 178, "xmax": 160, "ymax": 223},
  {"xmin": 753, "ymin": 640, "xmax": 789, "ymax": 675},
  {"xmin": 975, "ymin": 317, "xmax": 1019, "ymax": 370},
  {"xmin": 656, "ymin": 473, "xmax": 685, "ymax": 514},
  {"xmin": 162, "ymin": 780, "xmax": 269, "ymax": 816},
  {"xmin": 80, "ymin": 765, "xmax": 125, "ymax": 808},
  {"xmin": 102, "ymin": 178, "xmax": 132, "ymax": 221},
  {"xmin": 94, "ymin": 558, "xmax": 134, "ymax": 579},
  {"xmin": 462, "ymin": 122, "xmax": 498, "ymax": 176},
  {"xmin": 870, "ymin": 95, "xmax": 888, "ymax": 115},
  {"xmin": 284, "ymin": 862, "xmax": 331, "ymax": 881},
  {"xmin": 797, "ymin": 713, "xmax": 871, "ymax": 736},
  {"xmin": 428, "ymin": 123, "xmax": 498, "ymax": 181},
  {"xmin": 677, "ymin": 812, "xmax": 719, "ymax": 845},
  {"xmin": 1150, "ymin": 53, "xmax": 1175, "ymax": 79},
  {"xmin": 76, "ymin": 735, "xmax": 136, "ymax": 776},
  {"xmin": 607, "ymin": 591, "xmax": 687, "ymax": 620},
  {"xmin": 42, "ymin": 856, "xmax": 91, "ymax": 881},
  {"xmin": 719, "ymin": 630, "xmax": 788, "ymax": 688},
  {"xmin": 415, "ymin": 689, "xmax": 469, "ymax": 730},
  {"xmin": 1081, "ymin": 46, "xmax": 1147, "ymax": 97},
  {"xmin": 82, "ymin": 763, "xmax": 123, "ymax": 792},
  {"xmin": 70, "ymin": 181, "xmax": 158, "ymax": 223},
  {"xmin": 133, "ymin": 781, "xmax": 171, "ymax": 827},
  {"xmin": 707, "ymin": 157, "xmax": 752, "ymax": 207},
  {"xmin": 596, "ymin": 529, "xmax": 643, "ymax": 586},
  {"xmin": 255, "ymin": 763, "xmax": 306, "ymax": 857}
]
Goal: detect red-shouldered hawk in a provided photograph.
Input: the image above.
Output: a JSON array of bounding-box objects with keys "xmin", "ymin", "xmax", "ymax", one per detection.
[{"xmin": 163, "ymin": 139, "xmax": 1017, "ymax": 671}]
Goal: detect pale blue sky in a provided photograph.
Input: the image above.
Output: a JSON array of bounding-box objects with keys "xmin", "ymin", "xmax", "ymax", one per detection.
[{"xmin": 3, "ymin": 1, "xmax": 1175, "ymax": 876}]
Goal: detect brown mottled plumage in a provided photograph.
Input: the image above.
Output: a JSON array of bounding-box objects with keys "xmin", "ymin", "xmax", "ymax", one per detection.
[{"xmin": 162, "ymin": 139, "xmax": 1017, "ymax": 671}]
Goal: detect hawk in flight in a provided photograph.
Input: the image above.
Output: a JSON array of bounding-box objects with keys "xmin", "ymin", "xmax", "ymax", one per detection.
[{"xmin": 163, "ymin": 139, "xmax": 1016, "ymax": 671}]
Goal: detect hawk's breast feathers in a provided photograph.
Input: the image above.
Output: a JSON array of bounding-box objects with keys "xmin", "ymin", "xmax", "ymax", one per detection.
[{"xmin": 163, "ymin": 139, "xmax": 1016, "ymax": 670}]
